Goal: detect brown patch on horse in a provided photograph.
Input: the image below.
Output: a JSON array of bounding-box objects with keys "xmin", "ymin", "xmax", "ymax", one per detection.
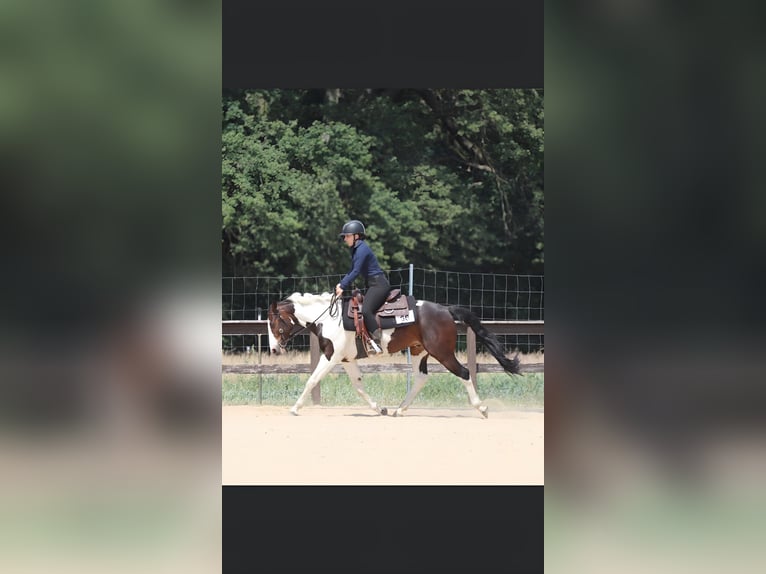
[
  {"xmin": 272, "ymin": 301, "xmax": 299, "ymax": 331},
  {"xmin": 268, "ymin": 300, "xmax": 307, "ymax": 350},
  {"xmin": 388, "ymin": 302, "xmax": 470, "ymax": 380},
  {"xmin": 276, "ymin": 300, "xmax": 295, "ymax": 315},
  {"xmin": 386, "ymin": 323, "xmax": 423, "ymax": 354},
  {"xmin": 409, "ymin": 343, "xmax": 425, "ymax": 355},
  {"xmin": 415, "ymin": 303, "xmax": 467, "ymax": 379},
  {"xmin": 306, "ymin": 322, "xmax": 334, "ymax": 360}
]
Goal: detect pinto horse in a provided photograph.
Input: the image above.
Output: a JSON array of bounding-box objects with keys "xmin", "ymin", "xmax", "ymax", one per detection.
[{"xmin": 268, "ymin": 292, "xmax": 520, "ymax": 417}]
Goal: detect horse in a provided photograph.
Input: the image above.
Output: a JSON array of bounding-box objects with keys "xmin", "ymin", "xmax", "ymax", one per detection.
[{"xmin": 267, "ymin": 291, "xmax": 520, "ymax": 418}]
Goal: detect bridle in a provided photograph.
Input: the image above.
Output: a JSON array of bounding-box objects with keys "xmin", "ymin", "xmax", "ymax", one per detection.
[
  {"xmin": 270, "ymin": 305, "xmax": 305, "ymax": 349},
  {"xmin": 270, "ymin": 293, "xmax": 341, "ymax": 349}
]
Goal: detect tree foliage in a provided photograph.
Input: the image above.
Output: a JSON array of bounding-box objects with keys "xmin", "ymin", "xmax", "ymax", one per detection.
[{"xmin": 222, "ymin": 89, "xmax": 543, "ymax": 277}]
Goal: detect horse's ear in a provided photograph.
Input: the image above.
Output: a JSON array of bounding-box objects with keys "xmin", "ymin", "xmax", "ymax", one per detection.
[{"xmin": 268, "ymin": 301, "xmax": 277, "ymax": 317}]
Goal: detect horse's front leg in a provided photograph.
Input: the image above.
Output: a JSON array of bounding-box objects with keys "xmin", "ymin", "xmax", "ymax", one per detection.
[
  {"xmin": 342, "ymin": 361, "xmax": 387, "ymax": 416},
  {"xmin": 290, "ymin": 355, "xmax": 338, "ymax": 415}
]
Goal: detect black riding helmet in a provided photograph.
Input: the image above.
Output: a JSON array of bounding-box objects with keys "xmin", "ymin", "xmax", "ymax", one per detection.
[{"xmin": 339, "ymin": 219, "xmax": 366, "ymax": 239}]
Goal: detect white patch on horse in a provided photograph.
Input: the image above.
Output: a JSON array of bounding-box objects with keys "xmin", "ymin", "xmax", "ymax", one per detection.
[
  {"xmin": 267, "ymin": 323, "xmax": 280, "ymax": 353},
  {"xmin": 288, "ymin": 292, "xmax": 333, "ymax": 306}
]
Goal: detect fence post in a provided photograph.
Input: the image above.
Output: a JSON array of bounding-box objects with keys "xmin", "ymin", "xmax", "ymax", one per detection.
[
  {"xmin": 257, "ymin": 334, "xmax": 263, "ymax": 405},
  {"xmin": 467, "ymin": 327, "xmax": 478, "ymax": 390},
  {"xmin": 310, "ymin": 332, "xmax": 321, "ymax": 404},
  {"xmin": 406, "ymin": 263, "xmax": 414, "ymax": 394},
  {"xmin": 257, "ymin": 309, "xmax": 263, "ymax": 404}
]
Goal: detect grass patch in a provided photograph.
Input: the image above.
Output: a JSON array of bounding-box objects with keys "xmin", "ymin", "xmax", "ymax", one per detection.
[{"xmin": 222, "ymin": 372, "xmax": 543, "ymax": 408}]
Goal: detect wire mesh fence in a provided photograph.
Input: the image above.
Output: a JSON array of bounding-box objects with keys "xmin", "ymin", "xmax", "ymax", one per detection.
[{"xmin": 222, "ymin": 267, "xmax": 543, "ymax": 354}]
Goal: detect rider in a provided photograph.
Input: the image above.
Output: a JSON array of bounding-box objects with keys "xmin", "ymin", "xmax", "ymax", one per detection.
[{"xmin": 335, "ymin": 219, "xmax": 390, "ymax": 354}]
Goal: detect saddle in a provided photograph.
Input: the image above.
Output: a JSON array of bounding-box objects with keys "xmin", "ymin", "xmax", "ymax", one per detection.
[
  {"xmin": 346, "ymin": 288, "xmax": 415, "ymax": 344},
  {"xmin": 347, "ymin": 288, "xmax": 409, "ymax": 319}
]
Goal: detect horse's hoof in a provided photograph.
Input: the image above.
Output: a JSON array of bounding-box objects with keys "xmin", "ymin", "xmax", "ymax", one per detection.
[
  {"xmin": 289, "ymin": 409, "xmax": 299, "ymax": 416},
  {"xmin": 380, "ymin": 407, "xmax": 388, "ymax": 416},
  {"xmin": 479, "ymin": 406, "xmax": 489, "ymax": 418}
]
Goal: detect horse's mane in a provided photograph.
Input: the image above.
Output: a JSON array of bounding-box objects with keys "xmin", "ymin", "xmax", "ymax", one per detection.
[{"xmin": 286, "ymin": 292, "xmax": 333, "ymax": 305}]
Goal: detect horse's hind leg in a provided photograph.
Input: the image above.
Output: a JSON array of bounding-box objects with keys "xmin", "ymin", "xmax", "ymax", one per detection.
[
  {"xmin": 290, "ymin": 355, "xmax": 337, "ymax": 415},
  {"xmin": 393, "ymin": 355, "xmax": 430, "ymax": 417},
  {"xmin": 342, "ymin": 361, "xmax": 387, "ymax": 415},
  {"xmin": 432, "ymin": 351, "xmax": 488, "ymax": 418}
]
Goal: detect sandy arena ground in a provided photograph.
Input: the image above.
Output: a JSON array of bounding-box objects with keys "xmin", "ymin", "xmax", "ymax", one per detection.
[{"xmin": 222, "ymin": 404, "xmax": 543, "ymax": 485}]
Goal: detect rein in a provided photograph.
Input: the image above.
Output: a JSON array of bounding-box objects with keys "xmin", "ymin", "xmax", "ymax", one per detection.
[
  {"xmin": 279, "ymin": 323, "xmax": 308, "ymax": 346},
  {"xmin": 306, "ymin": 292, "xmax": 341, "ymax": 325}
]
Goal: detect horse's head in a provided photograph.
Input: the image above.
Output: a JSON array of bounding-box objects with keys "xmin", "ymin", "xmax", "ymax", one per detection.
[{"xmin": 267, "ymin": 300, "xmax": 302, "ymax": 354}]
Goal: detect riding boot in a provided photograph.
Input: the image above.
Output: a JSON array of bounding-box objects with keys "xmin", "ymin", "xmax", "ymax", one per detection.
[{"xmin": 370, "ymin": 329, "xmax": 383, "ymax": 353}]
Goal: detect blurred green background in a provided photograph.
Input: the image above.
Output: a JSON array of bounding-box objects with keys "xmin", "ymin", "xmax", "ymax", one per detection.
[
  {"xmin": 3, "ymin": 0, "xmax": 765, "ymax": 573},
  {"xmin": 546, "ymin": 2, "xmax": 766, "ymax": 573},
  {"xmin": 1, "ymin": 2, "xmax": 221, "ymax": 574}
]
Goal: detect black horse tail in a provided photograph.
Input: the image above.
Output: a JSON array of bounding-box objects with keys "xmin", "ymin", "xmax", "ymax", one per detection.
[{"xmin": 448, "ymin": 306, "xmax": 521, "ymax": 375}]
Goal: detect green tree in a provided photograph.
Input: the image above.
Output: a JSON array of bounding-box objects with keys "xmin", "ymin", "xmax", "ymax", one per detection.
[{"xmin": 222, "ymin": 88, "xmax": 544, "ymax": 277}]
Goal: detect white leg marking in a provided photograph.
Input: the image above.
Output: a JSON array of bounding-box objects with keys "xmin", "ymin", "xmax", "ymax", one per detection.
[
  {"xmin": 460, "ymin": 377, "xmax": 488, "ymax": 417},
  {"xmin": 461, "ymin": 377, "xmax": 483, "ymax": 407}
]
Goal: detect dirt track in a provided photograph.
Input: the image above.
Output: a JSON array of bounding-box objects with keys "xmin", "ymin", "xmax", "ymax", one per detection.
[{"xmin": 222, "ymin": 404, "xmax": 543, "ymax": 485}]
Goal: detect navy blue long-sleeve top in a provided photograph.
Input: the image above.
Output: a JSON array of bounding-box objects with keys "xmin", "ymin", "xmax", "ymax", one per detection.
[{"xmin": 339, "ymin": 240, "xmax": 384, "ymax": 290}]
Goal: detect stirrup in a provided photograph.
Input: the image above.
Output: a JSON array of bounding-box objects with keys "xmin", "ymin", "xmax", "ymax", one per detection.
[{"xmin": 368, "ymin": 339, "xmax": 382, "ymax": 354}]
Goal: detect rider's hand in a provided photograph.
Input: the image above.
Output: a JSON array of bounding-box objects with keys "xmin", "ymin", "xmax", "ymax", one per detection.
[{"xmin": 335, "ymin": 284, "xmax": 343, "ymax": 297}]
